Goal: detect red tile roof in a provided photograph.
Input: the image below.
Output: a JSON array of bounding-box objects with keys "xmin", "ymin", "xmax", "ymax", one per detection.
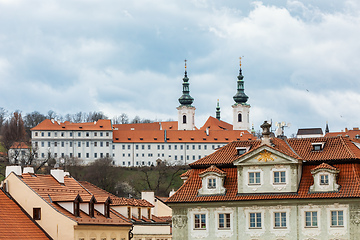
[
  {"xmin": 18, "ymin": 174, "xmax": 131, "ymax": 226},
  {"xmin": 31, "ymin": 119, "xmax": 112, "ymax": 131},
  {"xmin": 0, "ymin": 189, "xmax": 51, "ymax": 239},
  {"xmin": 167, "ymin": 163, "xmax": 360, "ymax": 203},
  {"xmin": 199, "ymin": 165, "xmax": 226, "ymax": 176},
  {"xmin": 79, "ymin": 181, "xmax": 154, "ymax": 207},
  {"xmin": 180, "ymin": 170, "xmax": 192, "ymax": 178},
  {"xmin": 167, "ymin": 136, "xmax": 360, "ymax": 204},
  {"xmin": 9, "ymin": 142, "xmax": 30, "ymax": 149},
  {"xmin": 325, "ymin": 128, "xmax": 360, "ymax": 139},
  {"xmin": 311, "ymin": 163, "xmax": 338, "ymax": 172},
  {"xmin": 199, "ymin": 116, "xmax": 233, "ymax": 131}
]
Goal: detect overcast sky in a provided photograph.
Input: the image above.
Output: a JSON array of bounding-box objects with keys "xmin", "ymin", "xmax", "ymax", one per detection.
[{"xmin": 1, "ymin": 0, "xmax": 359, "ymax": 135}]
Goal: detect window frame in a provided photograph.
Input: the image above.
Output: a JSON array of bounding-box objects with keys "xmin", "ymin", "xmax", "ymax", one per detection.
[
  {"xmin": 274, "ymin": 212, "xmax": 287, "ymax": 228},
  {"xmin": 248, "ymin": 172, "xmax": 261, "ymax": 185},
  {"xmin": 33, "ymin": 207, "xmax": 41, "ymax": 220},
  {"xmin": 305, "ymin": 211, "xmax": 318, "ymax": 228},
  {"xmin": 194, "ymin": 213, "xmax": 206, "ymax": 230},
  {"xmin": 273, "ymin": 171, "xmax": 286, "ymax": 185},
  {"xmin": 331, "ymin": 210, "xmax": 344, "ymax": 227},
  {"xmin": 249, "ymin": 212, "xmax": 262, "ymax": 229},
  {"xmin": 218, "ymin": 213, "xmax": 231, "ymax": 230},
  {"xmin": 320, "ymin": 174, "xmax": 329, "ymax": 185},
  {"xmin": 208, "ymin": 178, "xmax": 216, "ymax": 189}
]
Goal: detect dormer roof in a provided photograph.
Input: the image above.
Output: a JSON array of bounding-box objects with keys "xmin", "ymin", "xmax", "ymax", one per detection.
[
  {"xmin": 199, "ymin": 165, "xmax": 226, "ymax": 177},
  {"xmin": 311, "ymin": 162, "xmax": 339, "ymax": 172}
]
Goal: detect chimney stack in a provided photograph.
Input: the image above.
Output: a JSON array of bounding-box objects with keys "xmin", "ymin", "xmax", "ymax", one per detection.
[
  {"xmin": 5, "ymin": 166, "xmax": 22, "ymax": 178},
  {"xmin": 50, "ymin": 169, "xmax": 65, "ymax": 184},
  {"xmin": 260, "ymin": 121, "xmax": 272, "ymax": 145}
]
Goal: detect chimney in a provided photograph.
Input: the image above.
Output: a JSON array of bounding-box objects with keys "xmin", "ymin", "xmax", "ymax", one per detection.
[
  {"xmin": 23, "ymin": 167, "xmax": 34, "ymax": 174},
  {"xmin": 169, "ymin": 189, "xmax": 176, "ymax": 197},
  {"xmin": 141, "ymin": 191, "xmax": 155, "ymax": 206},
  {"xmin": 5, "ymin": 166, "xmax": 22, "ymax": 178},
  {"xmin": 50, "ymin": 169, "xmax": 64, "ymax": 184},
  {"xmin": 260, "ymin": 121, "xmax": 272, "ymax": 145}
]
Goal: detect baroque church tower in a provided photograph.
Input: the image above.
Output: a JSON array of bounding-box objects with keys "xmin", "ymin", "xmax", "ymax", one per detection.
[
  {"xmin": 177, "ymin": 60, "xmax": 196, "ymax": 130},
  {"xmin": 232, "ymin": 58, "xmax": 250, "ymax": 131}
]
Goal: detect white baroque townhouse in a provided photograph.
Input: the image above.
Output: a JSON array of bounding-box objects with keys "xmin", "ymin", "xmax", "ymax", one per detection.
[{"xmin": 167, "ymin": 122, "xmax": 360, "ymax": 240}]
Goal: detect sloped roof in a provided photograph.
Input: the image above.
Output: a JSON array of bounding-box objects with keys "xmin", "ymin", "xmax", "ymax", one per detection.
[
  {"xmin": 113, "ymin": 129, "xmax": 255, "ymax": 143},
  {"xmin": 167, "ymin": 163, "xmax": 360, "ymax": 203},
  {"xmin": 180, "ymin": 170, "xmax": 192, "ymax": 178},
  {"xmin": 311, "ymin": 162, "xmax": 339, "ymax": 172},
  {"xmin": 79, "ymin": 181, "xmax": 154, "ymax": 207},
  {"xmin": 297, "ymin": 128, "xmax": 323, "ymax": 135},
  {"xmin": 31, "ymin": 119, "xmax": 112, "ymax": 131},
  {"xmin": 9, "ymin": 142, "xmax": 30, "ymax": 149},
  {"xmin": 18, "ymin": 174, "xmax": 131, "ymax": 226},
  {"xmin": 199, "ymin": 116, "xmax": 233, "ymax": 131},
  {"xmin": 0, "ymin": 189, "xmax": 51, "ymax": 239},
  {"xmin": 326, "ymin": 128, "xmax": 360, "ymax": 139},
  {"xmin": 199, "ymin": 165, "xmax": 226, "ymax": 176}
]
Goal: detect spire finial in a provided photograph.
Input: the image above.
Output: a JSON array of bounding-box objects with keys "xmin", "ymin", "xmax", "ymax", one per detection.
[
  {"xmin": 239, "ymin": 56, "xmax": 243, "ymax": 68},
  {"xmin": 178, "ymin": 59, "xmax": 194, "ymax": 106},
  {"xmin": 233, "ymin": 57, "xmax": 248, "ymax": 104},
  {"xmin": 184, "ymin": 59, "xmax": 187, "ymax": 70},
  {"xmin": 216, "ymin": 99, "xmax": 221, "ymax": 120}
]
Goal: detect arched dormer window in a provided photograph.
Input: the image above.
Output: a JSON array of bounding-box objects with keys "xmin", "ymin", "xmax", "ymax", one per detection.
[
  {"xmin": 198, "ymin": 165, "xmax": 226, "ymax": 195},
  {"xmin": 310, "ymin": 163, "xmax": 340, "ymax": 193},
  {"xmin": 238, "ymin": 113, "xmax": 242, "ymax": 122},
  {"xmin": 183, "ymin": 115, "xmax": 187, "ymax": 124}
]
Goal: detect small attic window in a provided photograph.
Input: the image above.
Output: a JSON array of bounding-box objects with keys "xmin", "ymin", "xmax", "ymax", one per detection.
[
  {"xmin": 128, "ymin": 138, "xmax": 131, "ymax": 140},
  {"xmin": 356, "ymin": 134, "xmax": 360, "ymax": 139},
  {"xmin": 79, "ymin": 126, "xmax": 82, "ymax": 129},
  {"xmin": 236, "ymin": 147, "xmax": 249, "ymax": 155},
  {"xmin": 236, "ymin": 138, "xmax": 240, "ymax": 140},
  {"xmin": 214, "ymin": 138, "xmax": 218, "ymax": 140},
  {"xmin": 203, "ymin": 138, "xmax": 206, "ymax": 140},
  {"xmin": 191, "ymin": 138, "xmax": 194, "ymax": 140},
  {"xmin": 312, "ymin": 142, "xmax": 325, "ymax": 151},
  {"xmin": 62, "ymin": 126, "xmax": 65, "ymax": 129},
  {"xmin": 140, "ymin": 138, "xmax": 143, "ymax": 140},
  {"xmin": 154, "ymin": 137, "xmax": 157, "ymax": 140},
  {"xmin": 178, "ymin": 137, "xmax": 182, "ymax": 140},
  {"xmin": 100, "ymin": 126, "xmax": 103, "ymax": 128},
  {"xmin": 115, "ymin": 138, "xmax": 119, "ymax": 140},
  {"xmin": 225, "ymin": 138, "xmax": 229, "ymax": 140}
]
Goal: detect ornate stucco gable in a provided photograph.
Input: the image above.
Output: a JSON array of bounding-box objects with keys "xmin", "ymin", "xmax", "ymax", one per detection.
[{"xmin": 310, "ymin": 163, "xmax": 340, "ymax": 193}]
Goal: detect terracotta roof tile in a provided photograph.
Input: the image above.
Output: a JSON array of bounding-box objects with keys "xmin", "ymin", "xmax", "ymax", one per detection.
[
  {"xmin": 9, "ymin": 142, "xmax": 30, "ymax": 149},
  {"xmin": 19, "ymin": 174, "xmax": 131, "ymax": 226},
  {"xmin": 199, "ymin": 165, "xmax": 226, "ymax": 176},
  {"xmin": 180, "ymin": 170, "xmax": 192, "ymax": 178},
  {"xmin": 31, "ymin": 119, "xmax": 112, "ymax": 131},
  {"xmin": 199, "ymin": 116, "xmax": 233, "ymax": 131},
  {"xmin": 311, "ymin": 163, "xmax": 338, "ymax": 172},
  {"xmin": 167, "ymin": 163, "xmax": 360, "ymax": 203},
  {"xmin": 0, "ymin": 189, "xmax": 51, "ymax": 239}
]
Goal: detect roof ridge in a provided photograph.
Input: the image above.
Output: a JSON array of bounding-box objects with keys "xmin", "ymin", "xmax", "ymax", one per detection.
[
  {"xmin": 340, "ymin": 136, "xmax": 356, "ymax": 158},
  {"xmin": 284, "ymin": 138, "xmax": 302, "ymax": 159}
]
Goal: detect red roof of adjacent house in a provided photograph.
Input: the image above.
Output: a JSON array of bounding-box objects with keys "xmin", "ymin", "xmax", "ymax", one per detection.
[
  {"xmin": 167, "ymin": 136, "xmax": 360, "ymax": 203},
  {"xmin": 326, "ymin": 128, "xmax": 360, "ymax": 139},
  {"xmin": 79, "ymin": 181, "xmax": 154, "ymax": 207},
  {"xmin": 17, "ymin": 173, "xmax": 131, "ymax": 226},
  {"xmin": 199, "ymin": 116, "xmax": 233, "ymax": 131},
  {"xmin": 31, "ymin": 119, "xmax": 112, "ymax": 131},
  {"xmin": 0, "ymin": 189, "xmax": 51, "ymax": 239},
  {"xmin": 180, "ymin": 170, "xmax": 192, "ymax": 178},
  {"xmin": 9, "ymin": 142, "xmax": 30, "ymax": 149}
]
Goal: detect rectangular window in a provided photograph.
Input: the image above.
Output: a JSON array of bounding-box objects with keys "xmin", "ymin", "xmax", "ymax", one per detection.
[
  {"xmin": 86, "ymin": 142, "xmax": 89, "ymax": 147},
  {"xmin": 122, "ymin": 145, "xmax": 125, "ymax": 150},
  {"xmin": 208, "ymin": 178, "xmax": 216, "ymax": 189},
  {"xmin": 70, "ymin": 153, "xmax": 72, "ymax": 158},
  {"xmin": 61, "ymin": 141, "xmax": 64, "ymax": 147},
  {"xmin": 61, "ymin": 132, "xmax": 64, "ymax": 137},
  {"xmin": 94, "ymin": 153, "xmax": 97, "ymax": 158},
  {"xmin": 53, "ymin": 141, "xmax": 57, "ymax": 147},
  {"xmin": 100, "ymin": 142, "xmax": 103, "ymax": 147},
  {"xmin": 78, "ymin": 153, "xmax": 81, "ymax": 158},
  {"xmin": 249, "ymin": 172, "xmax": 261, "ymax": 185},
  {"xmin": 33, "ymin": 208, "xmax": 41, "ymax": 220},
  {"xmin": 157, "ymin": 145, "xmax": 160, "ymax": 150},
  {"xmin": 78, "ymin": 132, "xmax": 81, "ymax": 137},
  {"xmin": 106, "ymin": 132, "xmax": 109, "ymax": 136},
  {"xmin": 86, "ymin": 132, "xmax": 89, "ymax": 137},
  {"xmin": 194, "ymin": 214, "xmax": 206, "ymax": 229},
  {"xmin": 249, "ymin": 212, "xmax": 262, "ymax": 228},
  {"xmin": 142, "ymin": 145, "xmax": 145, "ymax": 150},
  {"xmin": 169, "ymin": 145, "xmax": 171, "ymax": 150},
  {"xmin": 305, "ymin": 211, "xmax": 318, "ymax": 227},
  {"xmin": 70, "ymin": 142, "xmax": 73, "ymax": 147},
  {"xmin": 48, "ymin": 132, "xmax": 51, "ymax": 137},
  {"xmin": 94, "ymin": 142, "xmax": 97, "ymax": 147},
  {"xmin": 204, "ymin": 145, "xmax": 207, "ymax": 150},
  {"xmin": 100, "ymin": 153, "xmax": 103, "ymax": 158},
  {"xmin": 100, "ymin": 132, "xmax": 103, "ymax": 137},
  {"xmin": 218, "ymin": 213, "xmax": 231, "ymax": 229},
  {"xmin": 186, "ymin": 145, "xmax": 189, "ymax": 150},
  {"xmin": 331, "ymin": 210, "xmax": 344, "ymax": 227},
  {"xmin": 193, "ymin": 155, "xmax": 195, "ymax": 160},
  {"xmin": 112, "ymin": 145, "xmax": 115, "ymax": 150},
  {"xmin": 54, "ymin": 132, "xmax": 57, "ymax": 137},
  {"xmin": 198, "ymin": 145, "xmax": 201, "ymax": 150},
  {"xmin": 41, "ymin": 142, "xmax": 44, "ymax": 147},
  {"xmin": 148, "ymin": 145, "xmax": 151, "ymax": 150},
  {"xmin": 41, "ymin": 132, "xmax": 44, "ymax": 137},
  {"xmin": 320, "ymin": 174, "xmax": 329, "ymax": 185},
  {"xmin": 78, "ymin": 142, "xmax": 81, "ymax": 147},
  {"xmin": 47, "ymin": 142, "xmax": 50, "ymax": 147},
  {"xmin": 187, "ymin": 155, "xmax": 189, "ymax": 160},
  {"xmin": 192, "ymin": 145, "xmax": 195, "ymax": 150},
  {"xmin": 274, "ymin": 171, "xmax": 286, "ymax": 184},
  {"xmin": 128, "ymin": 145, "xmax": 131, "ymax": 150},
  {"xmin": 174, "ymin": 155, "xmax": 177, "ymax": 160},
  {"xmin": 212, "ymin": 145, "xmax": 215, "ymax": 149},
  {"xmin": 162, "ymin": 145, "xmax": 164, "ymax": 150},
  {"xmin": 54, "ymin": 153, "xmax": 57, "ymax": 158},
  {"xmin": 86, "ymin": 153, "xmax": 89, "ymax": 158},
  {"xmin": 136, "ymin": 145, "xmax": 139, "ymax": 150},
  {"xmin": 41, "ymin": 153, "xmax": 45, "ymax": 158},
  {"xmin": 181, "ymin": 155, "xmax": 184, "ymax": 160},
  {"xmin": 106, "ymin": 142, "xmax": 109, "ymax": 147},
  {"xmin": 274, "ymin": 212, "xmax": 286, "ymax": 228},
  {"xmin": 94, "ymin": 132, "xmax": 97, "ymax": 137},
  {"xmin": 180, "ymin": 145, "xmax": 183, "ymax": 150},
  {"xmin": 35, "ymin": 132, "xmax": 38, "ymax": 137},
  {"xmin": 70, "ymin": 132, "xmax": 73, "ymax": 137}
]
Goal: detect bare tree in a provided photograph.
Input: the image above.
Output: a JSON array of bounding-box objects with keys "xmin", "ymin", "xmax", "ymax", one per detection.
[
  {"xmin": 131, "ymin": 116, "xmax": 141, "ymax": 124},
  {"xmin": 1, "ymin": 111, "xmax": 27, "ymax": 151},
  {"xmin": 0, "ymin": 107, "xmax": 7, "ymax": 134},
  {"xmin": 47, "ymin": 110, "xmax": 57, "ymax": 119},
  {"xmin": 85, "ymin": 111, "xmax": 108, "ymax": 122}
]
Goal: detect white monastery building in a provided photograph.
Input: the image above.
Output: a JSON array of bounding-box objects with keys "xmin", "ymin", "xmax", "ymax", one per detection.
[{"xmin": 31, "ymin": 62, "xmax": 256, "ymax": 166}]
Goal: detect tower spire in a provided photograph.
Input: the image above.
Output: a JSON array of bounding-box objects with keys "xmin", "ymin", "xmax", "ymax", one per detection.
[
  {"xmin": 216, "ymin": 99, "xmax": 221, "ymax": 120},
  {"xmin": 233, "ymin": 56, "xmax": 249, "ymax": 104},
  {"xmin": 178, "ymin": 59, "xmax": 194, "ymax": 106}
]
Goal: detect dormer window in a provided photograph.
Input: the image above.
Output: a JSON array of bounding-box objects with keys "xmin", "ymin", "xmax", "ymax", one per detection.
[
  {"xmin": 74, "ymin": 200, "xmax": 80, "ymax": 217},
  {"xmin": 310, "ymin": 163, "xmax": 339, "ymax": 193},
  {"xmin": 198, "ymin": 165, "xmax": 226, "ymax": 195},
  {"xmin": 236, "ymin": 146, "xmax": 250, "ymax": 156},
  {"xmin": 208, "ymin": 178, "xmax": 216, "ymax": 189},
  {"xmin": 320, "ymin": 174, "xmax": 329, "ymax": 185},
  {"xmin": 312, "ymin": 142, "xmax": 325, "ymax": 151},
  {"xmin": 248, "ymin": 172, "xmax": 260, "ymax": 185}
]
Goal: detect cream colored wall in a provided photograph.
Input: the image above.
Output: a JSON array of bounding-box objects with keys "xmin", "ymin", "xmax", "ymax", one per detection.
[
  {"xmin": 133, "ymin": 225, "xmax": 170, "ymax": 235},
  {"xmin": 5, "ymin": 173, "xmax": 76, "ymax": 240},
  {"xmin": 155, "ymin": 199, "xmax": 172, "ymax": 217},
  {"xmin": 74, "ymin": 225, "xmax": 130, "ymax": 240}
]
